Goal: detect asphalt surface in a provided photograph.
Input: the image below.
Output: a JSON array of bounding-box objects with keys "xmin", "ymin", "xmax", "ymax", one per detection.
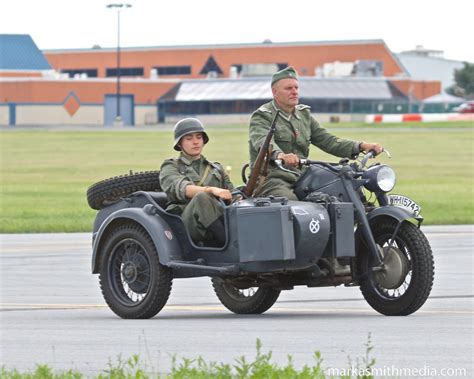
[{"xmin": 0, "ymin": 226, "xmax": 473, "ymax": 377}]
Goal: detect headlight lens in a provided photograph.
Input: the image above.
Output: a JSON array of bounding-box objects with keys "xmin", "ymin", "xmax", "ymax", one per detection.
[
  {"xmin": 377, "ymin": 166, "xmax": 396, "ymax": 192},
  {"xmin": 363, "ymin": 165, "xmax": 396, "ymax": 193}
]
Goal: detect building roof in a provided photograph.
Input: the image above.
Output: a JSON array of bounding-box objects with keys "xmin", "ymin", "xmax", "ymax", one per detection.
[
  {"xmin": 43, "ymin": 39, "xmax": 388, "ymax": 53},
  {"xmin": 0, "ymin": 34, "xmax": 52, "ymax": 71},
  {"xmin": 164, "ymin": 77, "xmax": 404, "ymax": 102},
  {"xmin": 423, "ymin": 92, "xmax": 465, "ymax": 103}
]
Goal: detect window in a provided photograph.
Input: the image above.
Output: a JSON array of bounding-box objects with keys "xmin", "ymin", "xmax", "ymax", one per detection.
[
  {"xmin": 106, "ymin": 67, "xmax": 144, "ymax": 77},
  {"xmin": 153, "ymin": 66, "xmax": 191, "ymax": 75},
  {"xmin": 61, "ymin": 69, "xmax": 98, "ymax": 78}
]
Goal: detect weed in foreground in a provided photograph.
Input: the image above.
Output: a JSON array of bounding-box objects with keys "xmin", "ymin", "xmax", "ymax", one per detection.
[{"xmin": 0, "ymin": 337, "xmax": 375, "ymax": 379}]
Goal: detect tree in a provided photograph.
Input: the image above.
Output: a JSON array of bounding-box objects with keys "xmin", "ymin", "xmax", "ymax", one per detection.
[{"xmin": 447, "ymin": 62, "xmax": 474, "ymax": 99}]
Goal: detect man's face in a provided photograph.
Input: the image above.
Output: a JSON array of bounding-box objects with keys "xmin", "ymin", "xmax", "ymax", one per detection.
[
  {"xmin": 179, "ymin": 132, "xmax": 204, "ymax": 157},
  {"xmin": 272, "ymin": 78, "xmax": 299, "ymax": 111}
]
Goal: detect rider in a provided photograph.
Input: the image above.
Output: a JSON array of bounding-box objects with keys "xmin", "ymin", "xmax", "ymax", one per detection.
[
  {"xmin": 249, "ymin": 66, "xmax": 383, "ymax": 200},
  {"xmin": 159, "ymin": 118, "xmax": 234, "ymax": 246}
]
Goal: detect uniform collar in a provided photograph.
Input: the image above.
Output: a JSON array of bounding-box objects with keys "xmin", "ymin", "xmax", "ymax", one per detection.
[
  {"xmin": 271, "ymin": 100, "xmax": 301, "ymax": 120},
  {"xmin": 179, "ymin": 152, "xmax": 206, "ymax": 165}
]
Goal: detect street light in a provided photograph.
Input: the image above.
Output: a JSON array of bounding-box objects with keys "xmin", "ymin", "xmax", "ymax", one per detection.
[{"xmin": 106, "ymin": 3, "xmax": 132, "ymax": 123}]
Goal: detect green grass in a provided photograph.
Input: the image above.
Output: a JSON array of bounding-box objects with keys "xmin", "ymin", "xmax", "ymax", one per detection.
[
  {"xmin": 0, "ymin": 338, "xmax": 376, "ymax": 378},
  {"xmin": 1, "ymin": 121, "xmax": 473, "ymax": 232}
]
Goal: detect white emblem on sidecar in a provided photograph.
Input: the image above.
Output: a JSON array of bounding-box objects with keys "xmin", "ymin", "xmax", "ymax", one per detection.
[
  {"xmin": 309, "ymin": 218, "xmax": 320, "ymax": 234},
  {"xmin": 164, "ymin": 230, "xmax": 173, "ymax": 240}
]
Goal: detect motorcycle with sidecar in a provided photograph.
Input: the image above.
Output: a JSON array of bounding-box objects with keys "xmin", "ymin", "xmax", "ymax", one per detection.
[{"xmin": 87, "ymin": 151, "xmax": 434, "ymax": 319}]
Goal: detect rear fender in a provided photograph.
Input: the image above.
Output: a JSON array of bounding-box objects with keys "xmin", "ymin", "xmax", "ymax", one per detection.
[{"xmin": 91, "ymin": 207, "xmax": 181, "ymax": 273}]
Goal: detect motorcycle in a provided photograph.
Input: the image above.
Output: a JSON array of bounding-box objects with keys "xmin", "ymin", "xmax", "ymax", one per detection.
[{"xmin": 87, "ymin": 151, "xmax": 434, "ymax": 319}]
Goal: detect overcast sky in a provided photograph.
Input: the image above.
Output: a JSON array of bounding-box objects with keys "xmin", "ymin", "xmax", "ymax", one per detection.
[{"xmin": 1, "ymin": 0, "xmax": 472, "ymax": 62}]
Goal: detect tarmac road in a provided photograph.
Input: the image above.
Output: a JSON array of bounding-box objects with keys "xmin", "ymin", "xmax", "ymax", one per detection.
[{"xmin": 0, "ymin": 226, "xmax": 473, "ymax": 377}]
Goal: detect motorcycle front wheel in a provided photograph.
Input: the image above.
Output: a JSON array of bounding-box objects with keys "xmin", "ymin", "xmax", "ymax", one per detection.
[
  {"xmin": 211, "ymin": 278, "xmax": 280, "ymax": 314},
  {"xmin": 357, "ymin": 219, "xmax": 434, "ymax": 316}
]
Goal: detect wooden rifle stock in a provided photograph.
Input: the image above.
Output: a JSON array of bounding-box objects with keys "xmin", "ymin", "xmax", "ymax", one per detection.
[{"xmin": 244, "ymin": 111, "xmax": 280, "ymax": 197}]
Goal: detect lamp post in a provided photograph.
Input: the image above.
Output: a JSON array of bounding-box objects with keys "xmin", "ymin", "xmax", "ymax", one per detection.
[{"xmin": 106, "ymin": 3, "xmax": 132, "ymax": 123}]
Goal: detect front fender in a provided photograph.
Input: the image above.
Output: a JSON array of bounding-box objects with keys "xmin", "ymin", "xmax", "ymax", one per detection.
[
  {"xmin": 367, "ymin": 205, "xmax": 418, "ymax": 225},
  {"xmin": 91, "ymin": 207, "xmax": 181, "ymax": 274}
]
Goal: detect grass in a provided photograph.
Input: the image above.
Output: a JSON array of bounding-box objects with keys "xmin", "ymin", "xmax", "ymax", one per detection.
[
  {"xmin": 0, "ymin": 121, "xmax": 473, "ymax": 232},
  {"xmin": 0, "ymin": 338, "xmax": 376, "ymax": 378}
]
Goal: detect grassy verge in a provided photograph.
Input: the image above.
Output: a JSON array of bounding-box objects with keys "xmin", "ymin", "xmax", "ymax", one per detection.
[
  {"xmin": 0, "ymin": 338, "xmax": 376, "ymax": 378},
  {"xmin": 0, "ymin": 122, "xmax": 473, "ymax": 232}
]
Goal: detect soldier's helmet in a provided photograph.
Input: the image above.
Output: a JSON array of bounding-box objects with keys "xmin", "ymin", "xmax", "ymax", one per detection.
[{"xmin": 173, "ymin": 118, "xmax": 209, "ymax": 151}]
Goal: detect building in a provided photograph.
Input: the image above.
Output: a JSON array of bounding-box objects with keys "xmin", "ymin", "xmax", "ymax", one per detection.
[
  {"xmin": 397, "ymin": 45, "xmax": 467, "ymax": 90},
  {"xmin": 1, "ymin": 35, "xmax": 441, "ymax": 126}
]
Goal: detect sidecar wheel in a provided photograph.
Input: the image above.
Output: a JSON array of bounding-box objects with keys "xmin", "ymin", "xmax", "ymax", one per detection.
[
  {"xmin": 211, "ymin": 278, "xmax": 280, "ymax": 314},
  {"xmin": 99, "ymin": 222, "xmax": 172, "ymax": 319},
  {"xmin": 357, "ymin": 220, "xmax": 434, "ymax": 316}
]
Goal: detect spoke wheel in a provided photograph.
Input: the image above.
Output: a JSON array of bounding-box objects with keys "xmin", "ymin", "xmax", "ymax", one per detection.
[
  {"xmin": 357, "ymin": 220, "xmax": 434, "ymax": 316},
  {"xmin": 99, "ymin": 223, "xmax": 172, "ymax": 319},
  {"xmin": 211, "ymin": 278, "xmax": 280, "ymax": 314}
]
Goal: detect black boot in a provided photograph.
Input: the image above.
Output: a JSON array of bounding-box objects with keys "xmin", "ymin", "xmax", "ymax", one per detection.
[{"xmin": 207, "ymin": 217, "xmax": 226, "ymax": 246}]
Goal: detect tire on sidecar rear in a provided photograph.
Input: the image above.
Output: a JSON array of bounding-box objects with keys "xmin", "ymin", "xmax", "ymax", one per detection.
[
  {"xmin": 211, "ymin": 278, "xmax": 280, "ymax": 314},
  {"xmin": 357, "ymin": 219, "xmax": 434, "ymax": 316},
  {"xmin": 87, "ymin": 170, "xmax": 161, "ymax": 210},
  {"xmin": 99, "ymin": 222, "xmax": 172, "ymax": 319}
]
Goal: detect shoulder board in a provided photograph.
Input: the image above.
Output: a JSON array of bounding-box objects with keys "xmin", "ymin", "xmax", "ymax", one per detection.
[
  {"xmin": 296, "ymin": 104, "xmax": 311, "ymax": 111},
  {"xmin": 253, "ymin": 102, "xmax": 273, "ymax": 115}
]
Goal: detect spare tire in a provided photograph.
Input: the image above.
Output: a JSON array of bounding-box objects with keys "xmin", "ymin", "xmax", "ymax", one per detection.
[{"xmin": 87, "ymin": 170, "xmax": 162, "ymax": 210}]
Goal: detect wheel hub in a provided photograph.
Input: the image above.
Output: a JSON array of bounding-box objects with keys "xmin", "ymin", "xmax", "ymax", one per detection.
[
  {"xmin": 121, "ymin": 256, "xmax": 149, "ymax": 294},
  {"xmin": 122, "ymin": 262, "xmax": 137, "ymax": 282},
  {"xmin": 374, "ymin": 246, "xmax": 409, "ymax": 289}
]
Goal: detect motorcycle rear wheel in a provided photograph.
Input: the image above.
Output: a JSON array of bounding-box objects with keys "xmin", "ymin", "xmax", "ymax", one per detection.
[
  {"xmin": 211, "ymin": 278, "xmax": 280, "ymax": 314},
  {"xmin": 358, "ymin": 219, "xmax": 434, "ymax": 316}
]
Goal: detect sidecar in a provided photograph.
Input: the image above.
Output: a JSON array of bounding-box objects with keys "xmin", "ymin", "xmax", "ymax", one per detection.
[
  {"xmin": 90, "ymin": 186, "xmax": 356, "ymax": 319},
  {"xmin": 88, "ymin": 154, "xmax": 434, "ymax": 319}
]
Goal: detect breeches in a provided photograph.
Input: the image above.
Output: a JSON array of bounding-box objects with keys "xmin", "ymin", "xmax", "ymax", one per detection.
[
  {"xmin": 181, "ymin": 192, "xmax": 224, "ymax": 241},
  {"xmin": 254, "ymin": 177, "xmax": 298, "ymax": 201}
]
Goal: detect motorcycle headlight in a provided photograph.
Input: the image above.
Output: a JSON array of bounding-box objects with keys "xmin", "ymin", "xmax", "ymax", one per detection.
[{"xmin": 362, "ymin": 165, "xmax": 396, "ymax": 193}]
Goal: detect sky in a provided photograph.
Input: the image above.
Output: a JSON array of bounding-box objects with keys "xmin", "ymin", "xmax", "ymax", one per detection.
[{"xmin": 1, "ymin": 0, "xmax": 473, "ymax": 62}]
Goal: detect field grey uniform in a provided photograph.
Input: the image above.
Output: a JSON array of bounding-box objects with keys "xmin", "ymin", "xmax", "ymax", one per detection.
[
  {"xmin": 160, "ymin": 153, "xmax": 234, "ymax": 243},
  {"xmin": 249, "ymin": 100, "xmax": 361, "ymax": 200}
]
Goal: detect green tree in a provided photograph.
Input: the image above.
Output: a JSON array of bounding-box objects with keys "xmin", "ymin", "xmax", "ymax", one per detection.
[{"xmin": 447, "ymin": 62, "xmax": 474, "ymax": 98}]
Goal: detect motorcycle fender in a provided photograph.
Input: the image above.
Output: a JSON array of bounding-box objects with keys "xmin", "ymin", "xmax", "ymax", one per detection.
[
  {"xmin": 367, "ymin": 206, "xmax": 414, "ymax": 225},
  {"xmin": 91, "ymin": 207, "xmax": 181, "ymax": 274}
]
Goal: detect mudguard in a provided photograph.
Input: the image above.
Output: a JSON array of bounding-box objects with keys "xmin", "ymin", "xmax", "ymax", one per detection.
[
  {"xmin": 91, "ymin": 207, "xmax": 181, "ymax": 273},
  {"xmin": 367, "ymin": 205, "xmax": 416, "ymax": 224}
]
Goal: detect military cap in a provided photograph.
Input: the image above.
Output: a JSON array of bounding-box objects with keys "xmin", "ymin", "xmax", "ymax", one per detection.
[
  {"xmin": 173, "ymin": 118, "xmax": 209, "ymax": 151},
  {"xmin": 271, "ymin": 66, "xmax": 298, "ymax": 85}
]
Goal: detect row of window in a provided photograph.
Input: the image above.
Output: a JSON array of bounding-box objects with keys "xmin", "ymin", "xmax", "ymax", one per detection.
[
  {"xmin": 61, "ymin": 65, "xmax": 194, "ymax": 78},
  {"xmin": 60, "ymin": 60, "xmax": 288, "ymax": 78}
]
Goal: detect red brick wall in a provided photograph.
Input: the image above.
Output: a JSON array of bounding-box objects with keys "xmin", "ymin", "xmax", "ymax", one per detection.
[{"xmin": 45, "ymin": 42, "xmax": 405, "ymax": 79}]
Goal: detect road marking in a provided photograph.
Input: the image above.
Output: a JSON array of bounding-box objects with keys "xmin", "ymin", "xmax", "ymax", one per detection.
[{"xmin": 1, "ymin": 303, "xmax": 472, "ymax": 315}]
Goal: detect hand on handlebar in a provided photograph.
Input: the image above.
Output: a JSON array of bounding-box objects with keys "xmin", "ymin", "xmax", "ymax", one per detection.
[
  {"xmin": 360, "ymin": 142, "xmax": 384, "ymax": 155},
  {"xmin": 276, "ymin": 152, "xmax": 300, "ymax": 167}
]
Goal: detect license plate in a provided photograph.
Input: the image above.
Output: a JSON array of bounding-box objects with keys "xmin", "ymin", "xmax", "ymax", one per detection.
[{"xmin": 388, "ymin": 194, "xmax": 421, "ymax": 217}]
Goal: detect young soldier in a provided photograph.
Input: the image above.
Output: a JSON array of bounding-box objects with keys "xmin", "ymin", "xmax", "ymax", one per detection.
[
  {"xmin": 160, "ymin": 118, "xmax": 233, "ymax": 245},
  {"xmin": 248, "ymin": 66, "xmax": 384, "ymax": 200}
]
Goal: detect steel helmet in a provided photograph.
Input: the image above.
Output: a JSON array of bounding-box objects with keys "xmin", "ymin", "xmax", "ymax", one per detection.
[{"xmin": 173, "ymin": 118, "xmax": 209, "ymax": 151}]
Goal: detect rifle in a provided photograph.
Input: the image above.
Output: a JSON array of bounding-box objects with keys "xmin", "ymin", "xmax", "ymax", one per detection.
[{"xmin": 244, "ymin": 110, "xmax": 280, "ymax": 197}]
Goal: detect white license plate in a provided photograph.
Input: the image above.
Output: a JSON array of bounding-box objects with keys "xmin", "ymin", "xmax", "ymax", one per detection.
[{"xmin": 388, "ymin": 194, "xmax": 421, "ymax": 217}]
